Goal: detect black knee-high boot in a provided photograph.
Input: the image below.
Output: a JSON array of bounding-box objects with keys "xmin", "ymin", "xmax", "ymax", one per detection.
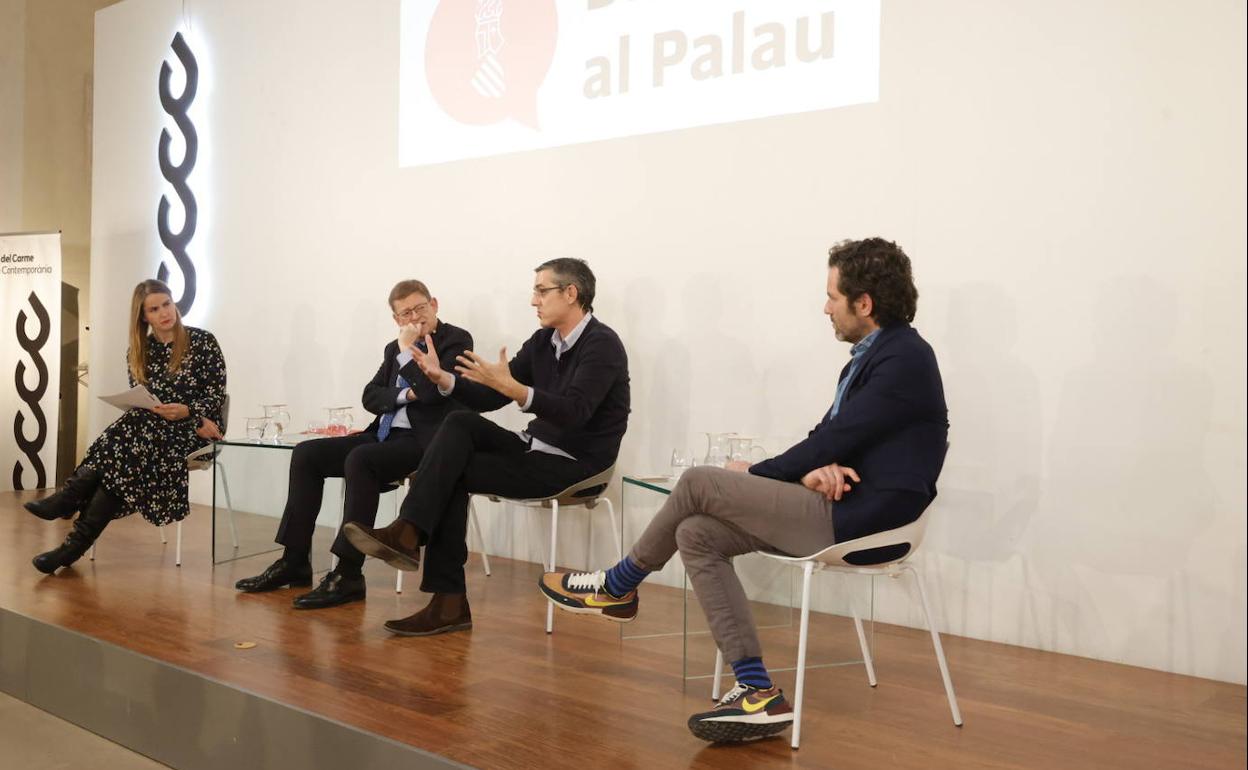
[
  {"xmin": 23, "ymin": 465, "xmax": 103, "ymax": 521},
  {"xmin": 32, "ymin": 487, "xmax": 123, "ymax": 574}
]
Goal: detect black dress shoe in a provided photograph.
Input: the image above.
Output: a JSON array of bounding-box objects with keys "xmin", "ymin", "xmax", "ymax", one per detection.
[
  {"xmin": 235, "ymin": 558, "xmax": 313, "ymax": 593},
  {"xmin": 293, "ymin": 570, "xmax": 366, "ymax": 610}
]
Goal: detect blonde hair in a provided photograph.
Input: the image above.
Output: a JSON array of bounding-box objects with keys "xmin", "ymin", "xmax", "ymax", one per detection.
[{"xmin": 127, "ymin": 279, "xmax": 189, "ymax": 384}]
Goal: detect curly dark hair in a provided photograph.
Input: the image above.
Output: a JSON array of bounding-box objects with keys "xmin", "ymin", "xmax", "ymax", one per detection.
[{"xmin": 826, "ymin": 238, "xmax": 918, "ymax": 326}]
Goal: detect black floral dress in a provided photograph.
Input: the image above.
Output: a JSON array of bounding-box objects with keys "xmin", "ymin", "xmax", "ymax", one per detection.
[{"xmin": 83, "ymin": 327, "xmax": 226, "ymax": 525}]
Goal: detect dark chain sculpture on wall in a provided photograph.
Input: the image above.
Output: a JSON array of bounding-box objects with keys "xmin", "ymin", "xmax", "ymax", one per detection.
[
  {"xmin": 12, "ymin": 292, "xmax": 50, "ymax": 490},
  {"xmin": 156, "ymin": 31, "xmax": 199, "ymax": 316}
]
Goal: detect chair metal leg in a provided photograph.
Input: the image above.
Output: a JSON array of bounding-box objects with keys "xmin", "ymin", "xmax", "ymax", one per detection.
[
  {"xmin": 852, "ymin": 604, "xmax": 877, "ymax": 687},
  {"xmin": 468, "ymin": 500, "xmax": 491, "ymax": 576},
  {"xmin": 175, "ymin": 521, "xmax": 182, "ymax": 567},
  {"xmin": 905, "ymin": 564, "xmax": 963, "ymax": 726},
  {"xmin": 712, "ymin": 648, "xmax": 725, "ymax": 701},
  {"xmin": 585, "ymin": 505, "xmax": 594, "ymax": 570},
  {"xmin": 218, "ymin": 461, "xmax": 239, "ymax": 549},
  {"xmin": 89, "ymin": 544, "xmax": 95, "ymax": 561},
  {"xmin": 392, "ymin": 485, "xmax": 404, "ymax": 592},
  {"xmin": 546, "ymin": 500, "xmax": 560, "ymax": 634},
  {"xmin": 331, "ymin": 484, "xmax": 345, "ymax": 571},
  {"xmin": 160, "ymin": 525, "xmax": 168, "ymax": 544},
  {"xmin": 791, "ymin": 560, "xmax": 816, "ymax": 750}
]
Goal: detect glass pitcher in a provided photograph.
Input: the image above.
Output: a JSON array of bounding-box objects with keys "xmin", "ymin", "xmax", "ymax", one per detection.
[
  {"xmin": 728, "ymin": 436, "xmax": 769, "ymax": 464},
  {"xmin": 326, "ymin": 407, "xmax": 354, "ymax": 437},
  {"xmin": 261, "ymin": 404, "xmax": 292, "ymax": 442},
  {"xmin": 704, "ymin": 432, "xmax": 737, "ymax": 467}
]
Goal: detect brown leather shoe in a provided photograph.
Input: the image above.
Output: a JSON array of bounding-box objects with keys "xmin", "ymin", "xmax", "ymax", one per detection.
[
  {"xmin": 342, "ymin": 519, "xmax": 421, "ymax": 571},
  {"xmin": 384, "ymin": 593, "xmax": 472, "ymax": 637}
]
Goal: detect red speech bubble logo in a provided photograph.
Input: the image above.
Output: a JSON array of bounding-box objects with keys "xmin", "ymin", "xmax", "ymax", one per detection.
[{"xmin": 424, "ymin": 0, "xmax": 558, "ymax": 129}]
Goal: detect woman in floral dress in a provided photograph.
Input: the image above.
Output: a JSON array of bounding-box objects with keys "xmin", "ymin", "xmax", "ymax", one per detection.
[{"xmin": 25, "ymin": 279, "xmax": 227, "ymax": 573}]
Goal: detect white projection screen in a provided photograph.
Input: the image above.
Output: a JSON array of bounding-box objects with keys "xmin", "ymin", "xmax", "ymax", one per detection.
[{"xmin": 399, "ymin": 0, "xmax": 880, "ymax": 166}]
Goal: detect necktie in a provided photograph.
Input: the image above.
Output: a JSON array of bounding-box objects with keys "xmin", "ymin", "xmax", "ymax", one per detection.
[{"xmin": 376, "ymin": 374, "xmax": 411, "ymax": 441}]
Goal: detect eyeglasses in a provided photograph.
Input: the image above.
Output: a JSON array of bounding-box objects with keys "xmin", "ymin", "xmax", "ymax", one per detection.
[
  {"xmin": 394, "ymin": 302, "xmax": 430, "ymax": 320},
  {"xmin": 532, "ymin": 284, "xmax": 565, "ymax": 298}
]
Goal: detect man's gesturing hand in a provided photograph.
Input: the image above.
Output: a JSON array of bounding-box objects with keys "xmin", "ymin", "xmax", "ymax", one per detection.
[
  {"xmin": 455, "ymin": 348, "xmax": 525, "ymax": 402},
  {"xmin": 412, "ymin": 333, "xmax": 451, "ymax": 390}
]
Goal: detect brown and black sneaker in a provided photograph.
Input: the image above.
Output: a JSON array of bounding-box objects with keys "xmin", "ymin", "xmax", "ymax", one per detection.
[
  {"xmin": 538, "ymin": 570, "xmax": 638, "ymax": 623},
  {"xmin": 687, "ymin": 682, "xmax": 794, "ymax": 743}
]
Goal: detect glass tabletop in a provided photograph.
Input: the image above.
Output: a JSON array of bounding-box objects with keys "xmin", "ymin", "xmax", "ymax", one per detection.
[
  {"xmin": 214, "ymin": 433, "xmax": 320, "ymax": 450},
  {"xmin": 207, "ymin": 433, "xmax": 384, "ymax": 567},
  {"xmin": 622, "ymin": 474, "xmax": 676, "ymax": 495}
]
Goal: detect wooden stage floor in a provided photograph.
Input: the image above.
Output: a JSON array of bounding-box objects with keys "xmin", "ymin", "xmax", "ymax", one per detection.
[{"xmin": 1, "ymin": 490, "xmax": 1244, "ymax": 769}]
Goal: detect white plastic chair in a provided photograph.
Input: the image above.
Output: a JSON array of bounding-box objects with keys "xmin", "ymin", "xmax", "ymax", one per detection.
[
  {"xmin": 710, "ymin": 507, "xmax": 963, "ymax": 749},
  {"xmin": 485, "ymin": 463, "xmax": 621, "ymax": 634}
]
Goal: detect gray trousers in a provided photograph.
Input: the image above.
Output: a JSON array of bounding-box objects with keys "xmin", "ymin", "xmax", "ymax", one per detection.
[{"xmin": 630, "ymin": 466, "xmax": 837, "ymax": 663}]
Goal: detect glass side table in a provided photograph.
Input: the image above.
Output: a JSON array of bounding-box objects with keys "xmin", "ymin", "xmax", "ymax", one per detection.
[
  {"xmin": 207, "ymin": 434, "xmax": 395, "ymax": 569},
  {"xmin": 621, "ymin": 473, "xmax": 874, "ymax": 688}
]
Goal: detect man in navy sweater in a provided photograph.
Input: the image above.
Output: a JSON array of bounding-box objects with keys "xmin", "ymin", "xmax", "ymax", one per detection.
[
  {"xmin": 541, "ymin": 238, "xmax": 948, "ymax": 744},
  {"xmin": 345, "ymin": 258, "xmax": 630, "ymax": 637}
]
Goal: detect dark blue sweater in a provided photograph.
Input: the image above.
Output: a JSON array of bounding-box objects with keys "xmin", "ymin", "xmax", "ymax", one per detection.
[{"xmin": 450, "ymin": 317, "xmax": 631, "ymax": 471}]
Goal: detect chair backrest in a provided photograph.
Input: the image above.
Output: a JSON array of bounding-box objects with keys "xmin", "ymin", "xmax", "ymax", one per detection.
[
  {"xmin": 219, "ymin": 393, "xmax": 231, "ymax": 433},
  {"xmin": 188, "ymin": 394, "xmax": 230, "ymax": 471},
  {"xmin": 488, "ymin": 463, "xmax": 616, "ymax": 508},
  {"xmin": 775, "ymin": 442, "xmax": 950, "ymax": 569}
]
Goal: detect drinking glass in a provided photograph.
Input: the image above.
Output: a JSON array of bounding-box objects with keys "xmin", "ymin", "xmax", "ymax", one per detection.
[
  {"xmin": 245, "ymin": 417, "xmax": 265, "ymax": 442},
  {"xmin": 670, "ymin": 448, "xmax": 692, "ymax": 478}
]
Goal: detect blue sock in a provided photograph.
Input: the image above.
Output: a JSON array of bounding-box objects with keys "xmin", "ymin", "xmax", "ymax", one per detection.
[
  {"xmin": 603, "ymin": 556, "xmax": 649, "ymax": 597},
  {"xmin": 731, "ymin": 657, "xmax": 773, "ymax": 690}
]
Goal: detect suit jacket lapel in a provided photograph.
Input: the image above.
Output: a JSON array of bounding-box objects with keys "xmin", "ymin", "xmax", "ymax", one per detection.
[{"xmin": 844, "ymin": 324, "xmax": 910, "ymax": 395}]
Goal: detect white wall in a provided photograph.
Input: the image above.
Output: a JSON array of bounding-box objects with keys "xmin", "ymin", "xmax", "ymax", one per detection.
[
  {"xmin": 89, "ymin": 0, "xmax": 1247, "ymax": 684},
  {"xmin": 0, "ymin": 0, "xmax": 24, "ymax": 231}
]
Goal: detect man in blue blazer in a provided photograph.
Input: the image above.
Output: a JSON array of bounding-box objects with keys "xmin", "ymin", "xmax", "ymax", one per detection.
[
  {"xmin": 235, "ymin": 279, "xmax": 473, "ymax": 610},
  {"xmin": 541, "ymin": 238, "xmax": 948, "ymax": 744}
]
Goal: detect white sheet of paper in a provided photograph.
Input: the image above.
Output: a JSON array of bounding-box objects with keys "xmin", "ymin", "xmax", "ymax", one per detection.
[{"xmin": 99, "ymin": 384, "xmax": 162, "ymax": 411}]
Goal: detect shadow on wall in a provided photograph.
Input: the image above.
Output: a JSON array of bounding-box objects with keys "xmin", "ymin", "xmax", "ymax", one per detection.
[
  {"xmin": 923, "ymin": 282, "xmax": 1042, "ymax": 642},
  {"xmin": 337, "ymin": 297, "xmax": 378, "ymax": 424},
  {"xmin": 281, "ymin": 302, "xmax": 329, "ymax": 430},
  {"xmin": 1031, "ymin": 274, "xmax": 1214, "ymax": 675},
  {"xmin": 681, "ymin": 272, "xmax": 764, "ymax": 440},
  {"xmin": 619, "ymin": 275, "xmax": 692, "ymax": 472}
]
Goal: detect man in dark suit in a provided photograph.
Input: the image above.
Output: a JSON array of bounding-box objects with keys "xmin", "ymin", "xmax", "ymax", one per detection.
[
  {"xmin": 235, "ymin": 279, "xmax": 473, "ymax": 609},
  {"xmin": 343, "ymin": 258, "xmax": 630, "ymax": 637},
  {"xmin": 540, "ymin": 238, "xmax": 948, "ymax": 744}
]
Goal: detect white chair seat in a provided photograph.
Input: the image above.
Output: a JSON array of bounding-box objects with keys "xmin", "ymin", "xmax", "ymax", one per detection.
[{"xmin": 485, "ymin": 464, "xmax": 622, "ymax": 634}]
